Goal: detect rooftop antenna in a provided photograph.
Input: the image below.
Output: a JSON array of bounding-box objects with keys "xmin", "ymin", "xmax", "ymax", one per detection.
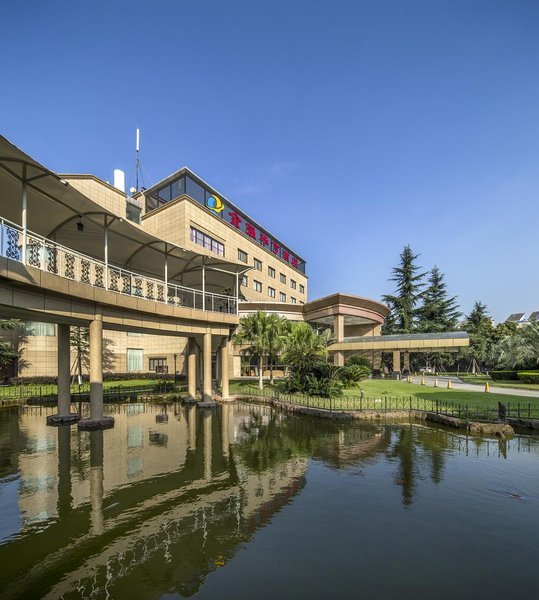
[{"xmin": 135, "ymin": 128, "xmax": 140, "ymax": 192}]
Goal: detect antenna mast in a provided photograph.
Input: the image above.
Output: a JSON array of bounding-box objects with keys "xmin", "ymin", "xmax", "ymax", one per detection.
[{"xmin": 135, "ymin": 128, "xmax": 140, "ymax": 192}]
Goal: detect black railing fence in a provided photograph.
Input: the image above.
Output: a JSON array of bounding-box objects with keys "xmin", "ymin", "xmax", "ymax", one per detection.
[
  {"xmin": 0, "ymin": 382, "xmax": 186, "ymax": 405},
  {"xmin": 243, "ymin": 385, "xmax": 539, "ymax": 422}
]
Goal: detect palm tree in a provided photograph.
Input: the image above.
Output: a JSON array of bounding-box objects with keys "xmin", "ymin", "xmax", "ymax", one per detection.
[
  {"xmin": 282, "ymin": 323, "xmax": 334, "ymax": 382},
  {"xmin": 233, "ymin": 311, "xmax": 286, "ymax": 390},
  {"xmin": 266, "ymin": 314, "xmax": 289, "ymax": 384}
]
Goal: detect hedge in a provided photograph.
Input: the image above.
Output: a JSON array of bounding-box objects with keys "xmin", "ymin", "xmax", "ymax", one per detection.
[
  {"xmin": 8, "ymin": 372, "xmax": 186, "ymax": 386},
  {"xmin": 517, "ymin": 371, "xmax": 539, "ymax": 384},
  {"xmin": 489, "ymin": 370, "xmax": 519, "ymax": 380}
]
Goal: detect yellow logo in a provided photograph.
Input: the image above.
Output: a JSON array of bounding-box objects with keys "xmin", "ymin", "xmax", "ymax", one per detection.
[{"xmin": 206, "ymin": 194, "xmax": 224, "ymax": 213}]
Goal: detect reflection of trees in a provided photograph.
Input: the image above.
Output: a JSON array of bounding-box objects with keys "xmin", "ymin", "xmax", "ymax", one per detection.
[
  {"xmin": 235, "ymin": 411, "xmax": 314, "ymax": 472},
  {"xmin": 389, "ymin": 425, "xmax": 417, "ymax": 507}
]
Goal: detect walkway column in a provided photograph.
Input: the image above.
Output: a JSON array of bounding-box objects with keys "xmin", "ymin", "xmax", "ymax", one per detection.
[
  {"xmin": 203, "ymin": 332, "xmax": 212, "ymax": 401},
  {"xmin": 393, "ymin": 351, "xmax": 401, "ymax": 375},
  {"xmin": 187, "ymin": 338, "xmax": 197, "ymax": 400},
  {"xmin": 333, "ymin": 314, "xmax": 345, "ymax": 367},
  {"xmin": 57, "ymin": 324, "xmax": 71, "ymax": 416},
  {"xmin": 403, "ymin": 352, "xmax": 410, "ymax": 373},
  {"xmin": 220, "ymin": 338, "xmax": 230, "ymax": 399},
  {"xmin": 90, "ymin": 314, "xmax": 103, "ymax": 420},
  {"xmin": 79, "ymin": 312, "xmax": 114, "ymax": 430},
  {"xmin": 372, "ymin": 351, "xmax": 382, "ymax": 372}
]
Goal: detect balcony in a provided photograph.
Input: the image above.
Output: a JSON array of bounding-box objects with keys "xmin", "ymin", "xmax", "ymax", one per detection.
[{"xmin": 0, "ymin": 218, "xmax": 238, "ymax": 315}]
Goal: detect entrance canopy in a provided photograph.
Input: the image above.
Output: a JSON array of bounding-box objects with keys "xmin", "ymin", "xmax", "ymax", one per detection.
[
  {"xmin": 0, "ymin": 135, "xmax": 249, "ymax": 292},
  {"xmin": 330, "ymin": 331, "xmax": 470, "ymax": 353}
]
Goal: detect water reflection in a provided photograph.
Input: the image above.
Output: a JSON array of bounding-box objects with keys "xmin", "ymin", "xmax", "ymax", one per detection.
[{"xmin": 0, "ymin": 403, "xmax": 538, "ymax": 599}]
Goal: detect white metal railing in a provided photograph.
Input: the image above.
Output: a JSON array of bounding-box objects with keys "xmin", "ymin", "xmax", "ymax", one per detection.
[{"xmin": 0, "ymin": 217, "xmax": 238, "ymax": 315}]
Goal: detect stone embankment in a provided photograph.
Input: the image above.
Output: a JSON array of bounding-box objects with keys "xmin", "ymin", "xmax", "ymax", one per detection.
[{"xmin": 233, "ymin": 395, "xmax": 515, "ymax": 438}]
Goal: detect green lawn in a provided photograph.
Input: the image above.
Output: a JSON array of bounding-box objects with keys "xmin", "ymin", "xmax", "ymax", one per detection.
[{"xmin": 230, "ymin": 378, "xmax": 539, "ymax": 413}]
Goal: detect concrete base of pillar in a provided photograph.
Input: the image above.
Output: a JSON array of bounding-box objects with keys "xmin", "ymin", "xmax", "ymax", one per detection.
[
  {"xmin": 218, "ymin": 396, "xmax": 235, "ymax": 403},
  {"xmin": 197, "ymin": 401, "xmax": 219, "ymax": 408},
  {"xmin": 78, "ymin": 416, "xmax": 115, "ymax": 431},
  {"xmin": 46, "ymin": 413, "xmax": 81, "ymax": 426},
  {"xmin": 184, "ymin": 397, "xmax": 198, "ymax": 405}
]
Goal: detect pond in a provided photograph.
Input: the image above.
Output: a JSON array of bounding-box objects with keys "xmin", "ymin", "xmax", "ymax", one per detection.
[{"xmin": 0, "ymin": 402, "xmax": 538, "ymax": 599}]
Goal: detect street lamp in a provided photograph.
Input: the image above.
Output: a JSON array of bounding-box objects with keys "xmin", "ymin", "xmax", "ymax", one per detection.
[{"xmin": 173, "ymin": 353, "xmax": 178, "ymax": 382}]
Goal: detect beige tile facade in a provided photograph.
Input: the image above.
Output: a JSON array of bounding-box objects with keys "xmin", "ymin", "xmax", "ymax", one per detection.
[{"xmin": 143, "ymin": 196, "xmax": 308, "ymax": 303}]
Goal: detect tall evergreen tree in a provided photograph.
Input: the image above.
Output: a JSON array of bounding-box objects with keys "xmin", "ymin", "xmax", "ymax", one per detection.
[
  {"xmin": 417, "ymin": 266, "xmax": 460, "ymax": 332},
  {"xmin": 382, "ymin": 245, "xmax": 426, "ymax": 334}
]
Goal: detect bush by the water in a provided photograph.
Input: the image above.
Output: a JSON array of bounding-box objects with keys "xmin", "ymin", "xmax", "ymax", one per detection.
[{"xmin": 9, "ymin": 372, "xmax": 186, "ymax": 386}]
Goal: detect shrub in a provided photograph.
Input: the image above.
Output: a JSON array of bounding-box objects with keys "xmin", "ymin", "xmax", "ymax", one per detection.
[
  {"xmin": 489, "ymin": 370, "xmax": 519, "ymax": 381},
  {"xmin": 517, "ymin": 371, "xmax": 539, "ymax": 384},
  {"xmin": 345, "ymin": 354, "xmax": 372, "ymax": 369}
]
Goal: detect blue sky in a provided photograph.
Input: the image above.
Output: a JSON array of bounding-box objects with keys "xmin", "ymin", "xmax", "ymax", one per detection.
[{"xmin": 2, "ymin": 0, "xmax": 538, "ymax": 321}]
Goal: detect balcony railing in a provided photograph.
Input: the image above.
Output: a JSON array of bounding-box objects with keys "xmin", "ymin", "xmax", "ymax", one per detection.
[{"xmin": 0, "ymin": 218, "xmax": 237, "ymax": 315}]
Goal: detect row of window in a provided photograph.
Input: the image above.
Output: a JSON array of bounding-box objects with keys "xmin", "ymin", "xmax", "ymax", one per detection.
[
  {"xmin": 246, "ymin": 278, "xmax": 301, "ymax": 303},
  {"xmin": 238, "ymin": 249, "xmax": 305, "ymax": 293},
  {"xmin": 126, "ymin": 349, "xmax": 168, "ymax": 372},
  {"xmin": 190, "ymin": 227, "xmax": 225, "ymax": 257}
]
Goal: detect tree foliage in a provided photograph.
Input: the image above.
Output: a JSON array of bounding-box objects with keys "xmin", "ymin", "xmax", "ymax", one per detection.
[{"xmin": 416, "ymin": 266, "xmax": 460, "ymax": 333}]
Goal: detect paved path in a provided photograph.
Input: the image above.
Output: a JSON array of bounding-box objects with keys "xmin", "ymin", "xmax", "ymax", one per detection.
[{"xmin": 409, "ymin": 376, "xmax": 539, "ymax": 399}]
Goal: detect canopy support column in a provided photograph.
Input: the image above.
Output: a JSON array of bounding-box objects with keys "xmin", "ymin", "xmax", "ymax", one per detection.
[
  {"xmin": 21, "ymin": 164, "xmax": 27, "ymax": 265},
  {"xmin": 104, "ymin": 216, "xmax": 109, "ymax": 290}
]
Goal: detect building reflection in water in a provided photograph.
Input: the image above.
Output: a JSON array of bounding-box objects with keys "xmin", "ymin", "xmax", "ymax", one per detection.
[{"xmin": 0, "ymin": 402, "xmax": 538, "ymax": 599}]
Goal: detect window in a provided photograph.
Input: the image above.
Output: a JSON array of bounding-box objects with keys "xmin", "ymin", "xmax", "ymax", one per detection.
[
  {"xmin": 299, "ymin": 284, "xmax": 305, "ymax": 294},
  {"xmin": 268, "ymin": 287, "xmax": 276, "ymax": 298},
  {"xmin": 253, "ymin": 280, "xmax": 262, "ymax": 292},
  {"xmin": 238, "ymin": 249, "xmax": 248, "ymax": 263},
  {"xmin": 149, "ymin": 357, "xmax": 167, "ymax": 371},
  {"xmin": 290, "ymin": 279, "xmax": 297, "ymax": 289},
  {"xmin": 126, "ymin": 202, "xmax": 141, "ymax": 224},
  {"xmin": 254, "ymin": 258, "xmax": 262, "ymax": 271},
  {"xmin": 280, "ymin": 273, "xmax": 286, "ymax": 284},
  {"xmin": 280, "ymin": 292, "xmax": 286, "ymax": 302},
  {"xmin": 241, "ymin": 275, "xmax": 248, "ymax": 287},
  {"xmin": 291, "ymin": 297, "xmax": 297, "ymax": 304},
  {"xmin": 268, "ymin": 266, "xmax": 275, "ymax": 278},
  {"xmin": 24, "ymin": 322, "xmax": 56, "ymax": 336},
  {"xmin": 127, "ymin": 349, "xmax": 143, "ymax": 372},
  {"xmin": 190, "ymin": 227, "xmax": 224, "ymax": 256}
]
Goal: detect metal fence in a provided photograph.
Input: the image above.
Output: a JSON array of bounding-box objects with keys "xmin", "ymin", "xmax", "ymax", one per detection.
[
  {"xmin": 243, "ymin": 386, "xmax": 539, "ymax": 422},
  {"xmin": 0, "ymin": 217, "xmax": 237, "ymax": 314},
  {"xmin": 0, "ymin": 382, "xmax": 186, "ymax": 404}
]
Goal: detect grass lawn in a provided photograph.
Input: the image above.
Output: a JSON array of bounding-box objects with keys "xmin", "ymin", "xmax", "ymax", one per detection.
[
  {"xmin": 457, "ymin": 374, "xmax": 539, "ymax": 391},
  {"xmin": 230, "ymin": 378, "xmax": 539, "ymax": 413}
]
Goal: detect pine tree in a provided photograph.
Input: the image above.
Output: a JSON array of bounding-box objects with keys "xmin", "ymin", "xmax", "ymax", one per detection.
[
  {"xmin": 382, "ymin": 245, "xmax": 426, "ymax": 333},
  {"xmin": 417, "ymin": 266, "xmax": 460, "ymax": 333}
]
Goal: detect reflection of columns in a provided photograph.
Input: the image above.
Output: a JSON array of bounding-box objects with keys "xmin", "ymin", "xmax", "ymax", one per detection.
[
  {"xmin": 403, "ymin": 352, "xmax": 410, "ymax": 372},
  {"xmin": 220, "ymin": 338, "xmax": 230, "ymax": 398},
  {"xmin": 393, "ymin": 351, "xmax": 401, "ymax": 374},
  {"xmin": 57, "ymin": 324, "xmax": 71, "ymax": 416},
  {"xmin": 188, "ymin": 339, "xmax": 197, "ymax": 400},
  {"xmin": 333, "ymin": 314, "xmax": 345, "ymax": 366},
  {"xmin": 89, "ymin": 313, "xmax": 103, "ymax": 419},
  {"xmin": 203, "ymin": 333, "xmax": 212, "ymax": 401},
  {"xmin": 89, "ymin": 430, "xmax": 104, "ymax": 535},
  {"xmin": 203, "ymin": 410, "xmax": 212, "ymax": 481},
  {"xmin": 221, "ymin": 403, "xmax": 230, "ymax": 456},
  {"xmin": 188, "ymin": 404, "xmax": 197, "ymax": 450},
  {"xmin": 57, "ymin": 425, "xmax": 72, "ymax": 518}
]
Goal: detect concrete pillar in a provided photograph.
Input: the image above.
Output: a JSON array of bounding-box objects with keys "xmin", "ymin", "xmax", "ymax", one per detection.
[
  {"xmin": 403, "ymin": 352, "xmax": 410, "ymax": 373},
  {"xmin": 188, "ymin": 339, "xmax": 197, "ymax": 400},
  {"xmin": 203, "ymin": 333, "xmax": 212, "ymax": 401},
  {"xmin": 220, "ymin": 339, "xmax": 230, "ymax": 399},
  {"xmin": 372, "ymin": 351, "xmax": 382, "ymax": 371},
  {"xmin": 203, "ymin": 410, "xmax": 212, "ymax": 481},
  {"xmin": 221, "ymin": 403, "xmax": 230, "ymax": 456},
  {"xmin": 333, "ymin": 314, "xmax": 345, "ymax": 367},
  {"xmin": 89, "ymin": 314, "xmax": 104, "ymax": 419},
  {"xmin": 393, "ymin": 351, "xmax": 401, "ymax": 374},
  {"xmin": 89, "ymin": 430, "xmax": 104, "ymax": 535},
  {"xmin": 57, "ymin": 324, "xmax": 71, "ymax": 416},
  {"xmin": 188, "ymin": 404, "xmax": 197, "ymax": 450}
]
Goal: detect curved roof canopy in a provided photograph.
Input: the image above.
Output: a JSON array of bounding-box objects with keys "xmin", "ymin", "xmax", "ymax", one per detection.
[{"xmin": 0, "ymin": 135, "xmax": 249, "ymax": 292}]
